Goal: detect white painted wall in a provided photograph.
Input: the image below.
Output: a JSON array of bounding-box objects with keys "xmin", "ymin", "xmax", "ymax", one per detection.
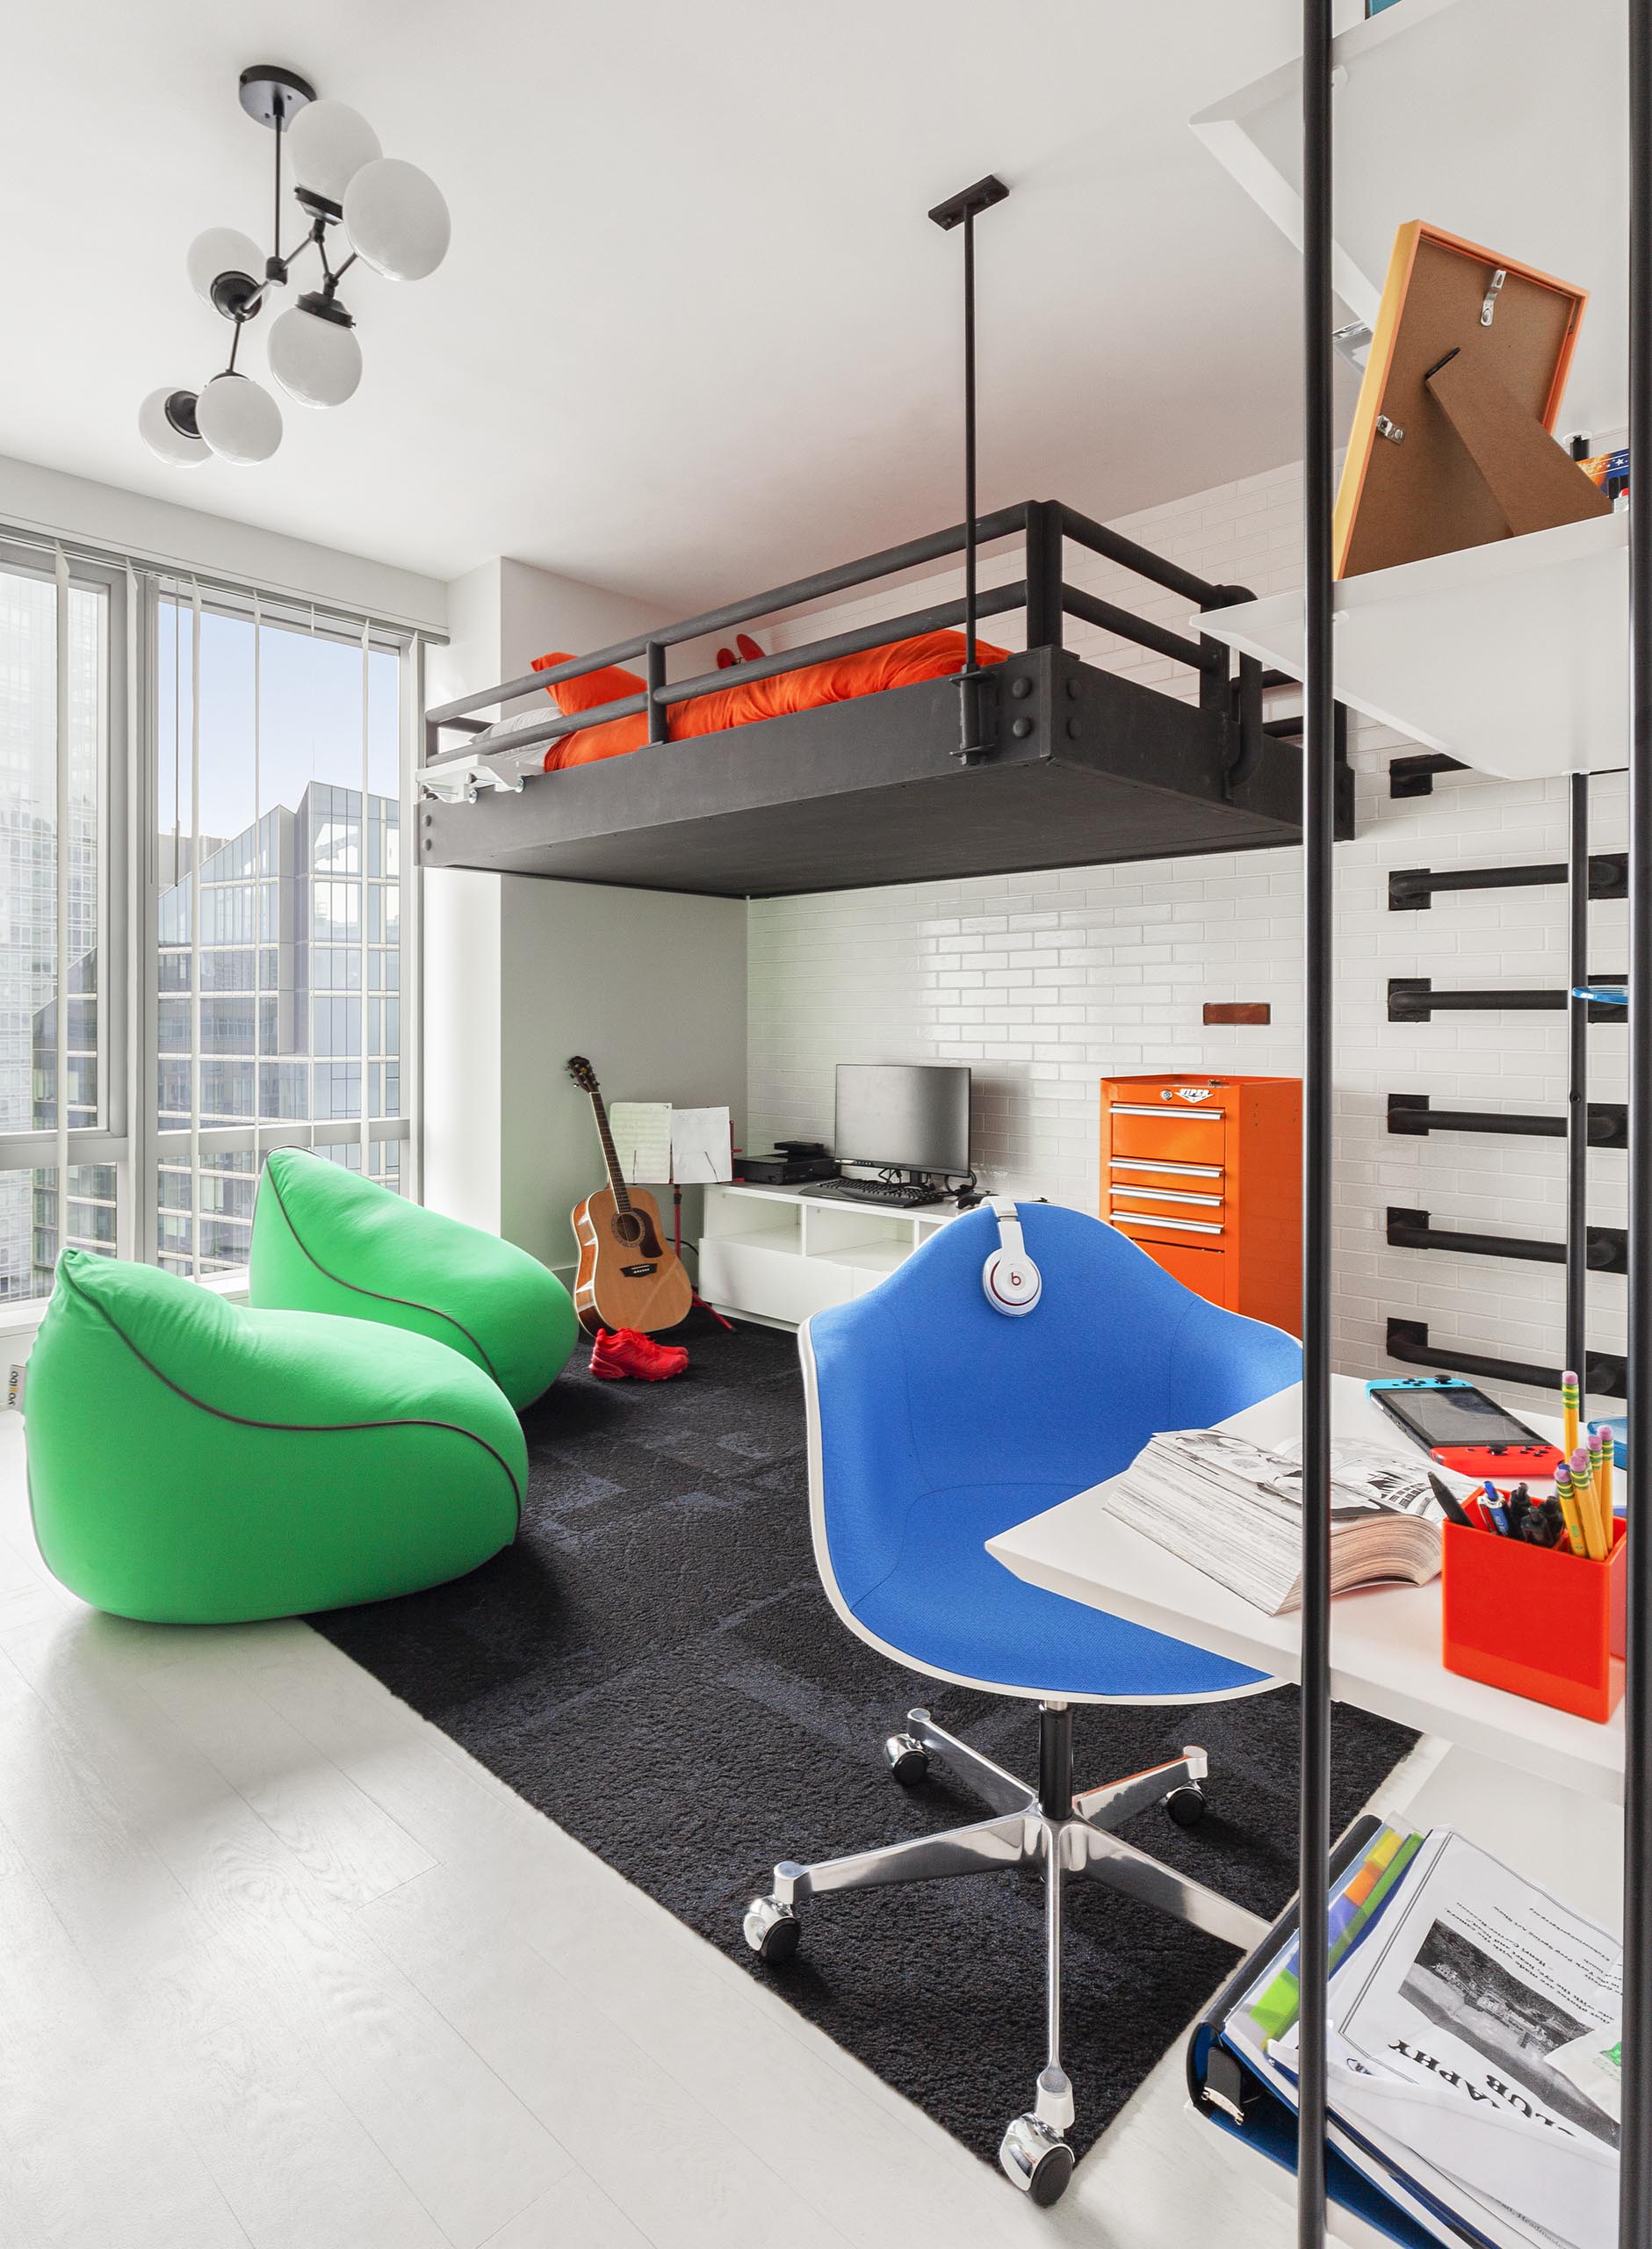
[
  {"xmin": 0, "ymin": 452, "xmax": 445, "ymax": 631},
  {"xmin": 422, "ymin": 556, "xmax": 748, "ymax": 1281},
  {"xmin": 750, "ymin": 466, "xmax": 1627, "ymax": 1420},
  {"xmin": 501, "ymin": 880, "xmax": 746, "ymax": 1276}
]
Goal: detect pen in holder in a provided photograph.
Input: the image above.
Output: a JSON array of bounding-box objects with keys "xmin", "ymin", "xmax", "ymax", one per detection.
[{"xmin": 1440, "ymin": 1517, "xmax": 1627, "ymax": 1723}]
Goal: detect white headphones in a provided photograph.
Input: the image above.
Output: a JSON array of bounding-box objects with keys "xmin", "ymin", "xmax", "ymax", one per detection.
[{"xmin": 982, "ymin": 1196, "xmax": 1042, "ymax": 1316}]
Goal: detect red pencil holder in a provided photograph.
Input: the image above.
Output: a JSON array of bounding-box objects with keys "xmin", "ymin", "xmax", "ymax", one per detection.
[{"xmin": 1440, "ymin": 1517, "xmax": 1627, "ymax": 1723}]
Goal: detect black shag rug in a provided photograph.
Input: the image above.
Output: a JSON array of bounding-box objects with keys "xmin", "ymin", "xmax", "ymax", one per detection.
[{"xmin": 314, "ymin": 1313, "xmax": 1417, "ymax": 2171}]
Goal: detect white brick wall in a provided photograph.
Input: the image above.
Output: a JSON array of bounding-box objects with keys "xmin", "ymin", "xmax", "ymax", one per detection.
[{"xmin": 749, "ymin": 463, "xmax": 1628, "ymax": 1417}]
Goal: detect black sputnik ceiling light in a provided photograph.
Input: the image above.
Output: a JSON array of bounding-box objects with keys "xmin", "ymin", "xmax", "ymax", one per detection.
[{"xmin": 140, "ymin": 65, "xmax": 450, "ymax": 467}]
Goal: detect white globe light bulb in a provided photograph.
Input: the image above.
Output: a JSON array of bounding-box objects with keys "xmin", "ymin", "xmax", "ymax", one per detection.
[
  {"xmin": 138, "ymin": 387, "xmax": 209, "ymax": 466},
  {"xmin": 285, "ymin": 99, "xmax": 380, "ymax": 207},
  {"xmin": 268, "ymin": 297, "xmax": 363, "ymax": 408},
  {"xmin": 195, "ymin": 372, "xmax": 283, "ymax": 465},
  {"xmin": 186, "ymin": 227, "xmax": 265, "ymax": 315},
  {"xmin": 343, "ymin": 157, "xmax": 450, "ymax": 281}
]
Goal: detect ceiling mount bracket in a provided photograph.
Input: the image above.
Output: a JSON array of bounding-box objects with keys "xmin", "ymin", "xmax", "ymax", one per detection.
[
  {"xmin": 927, "ymin": 173, "xmax": 1011, "ymax": 233},
  {"xmin": 237, "ymin": 66, "xmax": 316, "ymax": 130}
]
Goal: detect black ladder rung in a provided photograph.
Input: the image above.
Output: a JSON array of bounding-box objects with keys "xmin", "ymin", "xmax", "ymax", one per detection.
[
  {"xmin": 1386, "ymin": 1206, "xmax": 1627, "ymax": 1275},
  {"xmin": 1389, "ymin": 975, "xmax": 1628, "ymax": 1022},
  {"xmin": 1385, "ymin": 1318, "xmax": 1627, "ymax": 1401},
  {"xmin": 1387, "ymin": 1092, "xmax": 1627, "ymax": 1149},
  {"xmin": 1388, "ymin": 853, "xmax": 1627, "ymax": 909}
]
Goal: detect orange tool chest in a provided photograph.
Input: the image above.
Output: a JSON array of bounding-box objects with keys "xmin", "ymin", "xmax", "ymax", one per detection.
[{"xmin": 1100, "ymin": 1073, "xmax": 1302, "ymax": 1334}]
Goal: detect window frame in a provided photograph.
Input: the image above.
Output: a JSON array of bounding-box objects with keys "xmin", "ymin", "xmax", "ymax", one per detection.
[
  {"xmin": 0, "ymin": 536, "xmax": 426, "ymax": 1334},
  {"xmin": 0, "ymin": 537, "xmax": 130, "ymax": 1210},
  {"xmin": 137, "ymin": 577, "xmax": 422, "ymax": 1276}
]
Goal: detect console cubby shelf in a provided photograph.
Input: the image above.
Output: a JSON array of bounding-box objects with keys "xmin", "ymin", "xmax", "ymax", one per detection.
[
  {"xmin": 697, "ymin": 1182, "xmax": 969, "ymax": 1327},
  {"xmin": 1196, "ymin": 514, "xmax": 1629, "ymax": 783}
]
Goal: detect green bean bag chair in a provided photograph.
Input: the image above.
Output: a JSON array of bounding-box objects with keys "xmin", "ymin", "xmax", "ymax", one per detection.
[
  {"xmin": 249, "ymin": 1150, "xmax": 577, "ymax": 1411},
  {"xmin": 25, "ymin": 1250, "xmax": 525, "ymax": 1623}
]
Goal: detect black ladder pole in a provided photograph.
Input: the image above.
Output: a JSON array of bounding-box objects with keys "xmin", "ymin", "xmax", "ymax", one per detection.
[
  {"xmin": 1566, "ymin": 773, "xmax": 1591, "ymax": 1394},
  {"xmin": 1299, "ymin": 4, "xmax": 1334, "ymax": 2245},
  {"xmin": 1620, "ymin": 3, "xmax": 1652, "ymax": 2242}
]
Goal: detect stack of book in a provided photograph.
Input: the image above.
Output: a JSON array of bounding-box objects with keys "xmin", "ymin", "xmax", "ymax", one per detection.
[{"xmin": 1208, "ymin": 1826, "xmax": 1621, "ymax": 2249}]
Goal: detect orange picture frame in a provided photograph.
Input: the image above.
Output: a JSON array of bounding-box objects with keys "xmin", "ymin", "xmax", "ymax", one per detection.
[{"xmin": 1333, "ymin": 221, "xmax": 1604, "ymax": 580}]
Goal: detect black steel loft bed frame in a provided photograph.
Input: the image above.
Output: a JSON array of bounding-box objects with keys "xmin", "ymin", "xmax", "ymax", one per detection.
[{"xmin": 417, "ymin": 499, "xmax": 1344, "ymax": 898}]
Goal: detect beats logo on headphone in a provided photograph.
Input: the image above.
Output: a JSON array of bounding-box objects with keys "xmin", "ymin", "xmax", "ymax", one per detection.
[{"xmin": 982, "ymin": 1196, "xmax": 1042, "ymax": 1316}]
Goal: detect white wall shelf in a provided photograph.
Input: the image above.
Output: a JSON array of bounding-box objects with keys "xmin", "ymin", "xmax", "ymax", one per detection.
[
  {"xmin": 697, "ymin": 1182, "xmax": 967, "ymax": 1327},
  {"xmin": 1196, "ymin": 511, "xmax": 1630, "ymax": 781},
  {"xmin": 1190, "ymin": 0, "xmax": 1626, "ymax": 438}
]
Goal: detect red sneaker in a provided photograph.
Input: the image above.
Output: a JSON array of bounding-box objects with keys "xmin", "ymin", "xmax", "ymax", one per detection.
[{"xmin": 589, "ymin": 1327, "xmax": 689, "ymax": 1382}]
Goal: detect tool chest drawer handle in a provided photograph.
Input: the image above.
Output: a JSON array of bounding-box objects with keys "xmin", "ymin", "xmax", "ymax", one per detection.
[
  {"xmin": 1110, "ymin": 1212, "xmax": 1225, "ymax": 1236},
  {"xmin": 1107, "ymin": 1103, "xmax": 1224, "ymax": 1121},
  {"xmin": 1110, "ymin": 1187, "xmax": 1223, "ymax": 1207},
  {"xmin": 1109, "ymin": 1159, "xmax": 1223, "ymax": 1178}
]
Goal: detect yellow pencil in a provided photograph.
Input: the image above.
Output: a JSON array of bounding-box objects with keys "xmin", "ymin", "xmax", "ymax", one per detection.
[
  {"xmin": 1595, "ymin": 1427, "xmax": 1616, "ymax": 1544},
  {"xmin": 1555, "ymin": 1464, "xmax": 1589, "ymax": 1558},
  {"xmin": 1562, "ymin": 1370, "xmax": 1581, "ymax": 1464},
  {"xmin": 1570, "ymin": 1445, "xmax": 1608, "ymax": 1562}
]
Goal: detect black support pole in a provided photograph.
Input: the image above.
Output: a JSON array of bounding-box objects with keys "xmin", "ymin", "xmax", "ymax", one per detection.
[
  {"xmin": 1299, "ymin": 5, "xmax": 1333, "ymax": 2245},
  {"xmin": 1620, "ymin": 4, "xmax": 1651, "ymax": 2243},
  {"xmin": 928, "ymin": 173, "xmax": 1009, "ymax": 765},
  {"xmin": 1566, "ymin": 773, "xmax": 1591, "ymax": 1395},
  {"xmin": 963, "ymin": 204, "xmax": 978, "ymax": 678}
]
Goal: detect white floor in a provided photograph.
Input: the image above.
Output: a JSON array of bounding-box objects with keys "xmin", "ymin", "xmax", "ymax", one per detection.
[{"xmin": 0, "ymin": 1410, "xmax": 1622, "ymax": 2249}]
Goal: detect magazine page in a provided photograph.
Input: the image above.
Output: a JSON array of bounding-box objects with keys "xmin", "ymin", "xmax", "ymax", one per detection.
[{"xmin": 1316, "ymin": 1833, "xmax": 1620, "ymax": 2246}]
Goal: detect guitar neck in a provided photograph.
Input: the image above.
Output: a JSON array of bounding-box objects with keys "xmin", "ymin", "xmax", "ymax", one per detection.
[{"xmin": 588, "ymin": 1090, "xmax": 633, "ymax": 1213}]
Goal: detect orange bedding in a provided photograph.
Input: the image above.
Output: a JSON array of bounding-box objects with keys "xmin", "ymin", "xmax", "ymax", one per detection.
[{"xmin": 530, "ymin": 628, "xmax": 1009, "ymax": 772}]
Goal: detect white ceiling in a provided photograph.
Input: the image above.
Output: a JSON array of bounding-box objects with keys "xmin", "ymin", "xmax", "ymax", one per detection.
[{"xmin": 4, "ymin": 2, "xmax": 1325, "ymax": 611}]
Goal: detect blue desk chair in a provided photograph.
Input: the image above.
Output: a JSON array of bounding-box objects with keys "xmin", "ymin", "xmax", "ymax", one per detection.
[{"xmin": 742, "ymin": 1201, "xmax": 1302, "ymax": 2204}]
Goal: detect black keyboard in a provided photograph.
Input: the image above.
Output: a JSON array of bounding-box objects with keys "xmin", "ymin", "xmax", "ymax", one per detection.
[{"xmin": 803, "ymin": 1177, "xmax": 940, "ymax": 1209}]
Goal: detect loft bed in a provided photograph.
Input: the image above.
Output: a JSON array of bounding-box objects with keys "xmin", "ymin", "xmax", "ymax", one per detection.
[{"xmin": 419, "ymin": 498, "xmax": 1340, "ymax": 900}]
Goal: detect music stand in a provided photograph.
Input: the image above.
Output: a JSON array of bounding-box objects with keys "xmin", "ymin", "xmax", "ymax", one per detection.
[{"xmin": 1334, "ymin": 221, "xmax": 1610, "ymax": 580}]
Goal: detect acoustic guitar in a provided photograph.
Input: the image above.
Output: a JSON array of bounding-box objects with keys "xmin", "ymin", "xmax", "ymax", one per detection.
[{"xmin": 566, "ymin": 1056, "xmax": 694, "ymax": 1338}]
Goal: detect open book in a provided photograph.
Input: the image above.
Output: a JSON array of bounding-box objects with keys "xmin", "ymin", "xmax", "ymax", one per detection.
[{"xmin": 1098, "ymin": 1428, "xmax": 1459, "ymax": 1615}]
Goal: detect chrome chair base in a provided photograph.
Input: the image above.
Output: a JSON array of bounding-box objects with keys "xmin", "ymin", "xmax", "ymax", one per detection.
[{"xmin": 741, "ymin": 1702, "xmax": 1268, "ymax": 2205}]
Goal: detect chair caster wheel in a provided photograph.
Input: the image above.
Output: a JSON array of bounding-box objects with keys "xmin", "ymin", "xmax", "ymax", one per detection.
[
  {"xmin": 741, "ymin": 1894, "xmax": 800, "ymax": 1964},
  {"xmin": 1165, "ymin": 1782, "xmax": 1206, "ymax": 1828},
  {"xmin": 884, "ymin": 1732, "xmax": 930, "ymax": 1784},
  {"xmin": 999, "ymin": 2113, "xmax": 1075, "ymax": 2205}
]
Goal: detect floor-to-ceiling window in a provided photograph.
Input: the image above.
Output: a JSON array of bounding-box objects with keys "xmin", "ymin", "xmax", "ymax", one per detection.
[
  {"xmin": 0, "ymin": 543, "xmax": 121, "ymax": 1305},
  {"xmin": 150, "ymin": 589, "xmax": 411, "ymax": 1277},
  {"xmin": 3, "ymin": 533, "xmax": 421, "ymax": 1305}
]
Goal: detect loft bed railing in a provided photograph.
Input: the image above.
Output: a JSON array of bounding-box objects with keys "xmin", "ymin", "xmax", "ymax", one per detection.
[{"xmin": 420, "ymin": 496, "xmax": 1270, "ymax": 800}]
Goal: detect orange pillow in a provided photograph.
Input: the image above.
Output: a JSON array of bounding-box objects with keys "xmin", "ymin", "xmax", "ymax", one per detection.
[
  {"xmin": 532, "ymin": 628, "xmax": 1008, "ymax": 774},
  {"xmin": 530, "ymin": 649, "xmax": 646, "ymax": 715}
]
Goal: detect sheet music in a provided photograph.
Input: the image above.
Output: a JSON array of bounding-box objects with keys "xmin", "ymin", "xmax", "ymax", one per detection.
[
  {"xmin": 670, "ymin": 1106, "xmax": 732, "ymax": 1184},
  {"xmin": 608, "ymin": 1102, "xmax": 672, "ymax": 1184}
]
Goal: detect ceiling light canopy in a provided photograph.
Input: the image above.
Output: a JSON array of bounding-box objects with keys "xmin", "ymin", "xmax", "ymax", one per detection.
[{"xmin": 140, "ymin": 64, "xmax": 449, "ymax": 468}]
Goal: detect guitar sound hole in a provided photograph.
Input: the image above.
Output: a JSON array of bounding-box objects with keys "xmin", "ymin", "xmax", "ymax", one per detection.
[{"xmin": 612, "ymin": 1211, "xmax": 645, "ymax": 1247}]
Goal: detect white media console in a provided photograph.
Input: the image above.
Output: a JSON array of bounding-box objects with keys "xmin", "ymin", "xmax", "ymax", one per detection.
[{"xmin": 697, "ymin": 1182, "xmax": 970, "ymax": 1327}]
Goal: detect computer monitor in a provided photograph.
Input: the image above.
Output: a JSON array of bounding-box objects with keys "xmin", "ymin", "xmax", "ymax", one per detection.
[{"xmin": 833, "ymin": 1063, "xmax": 970, "ymax": 1179}]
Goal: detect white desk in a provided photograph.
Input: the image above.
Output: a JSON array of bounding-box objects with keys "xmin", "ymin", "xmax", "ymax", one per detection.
[{"xmin": 986, "ymin": 1376, "xmax": 1624, "ymax": 1806}]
